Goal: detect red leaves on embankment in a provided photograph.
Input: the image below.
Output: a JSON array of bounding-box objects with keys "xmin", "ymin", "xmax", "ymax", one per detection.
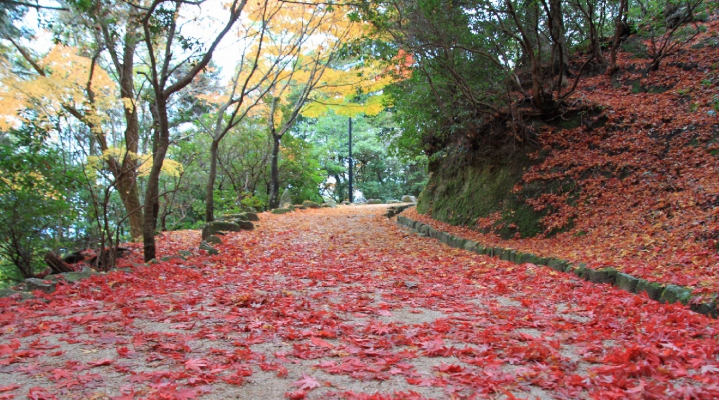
[{"xmin": 415, "ymin": 17, "xmax": 719, "ymax": 295}]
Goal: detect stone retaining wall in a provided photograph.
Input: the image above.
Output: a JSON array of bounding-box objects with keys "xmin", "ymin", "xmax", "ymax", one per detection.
[{"xmin": 396, "ymin": 215, "xmax": 718, "ymax": 318}]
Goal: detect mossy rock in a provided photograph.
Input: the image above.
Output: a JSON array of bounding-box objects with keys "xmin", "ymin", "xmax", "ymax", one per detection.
[
  {"xmin": 199, "ymin": 241, "xmax": 219, "ymax": 255},
  {"xmin": 205, "ymin": 235, "xmax": 223, "ymax": 245},
  {"xmin": 660, "ymin": 284, "xmax": 693, "ymax": 305},
  {"xmin": 0, "ymin": 288, "xmax": 33, "ymax": 300},
  {"xmin": 474, "ymin": 245, "xmax": 486, "ymax": 255},
  {"xmin": 439, "ymin": 232, "xmax": 451, "ymax": 245},
  {"xmin": 463, "ymin": 241, "xmax": 479, "ymax": 251},
  {"xmin": 547, "ymin": 259, "xmax": 570, "ymax": 272},
  {"xmin": 54, "ymin": 271, "xmax": 96, "ymax": 284},
  {"xmin": 218, "ymin": 213, "xmax": 246, "ymax": 221},
  {"xmin": 518, "ymin": 252, "xmax": 535, "ymax": 264},
  {"xmin": 236, "ymin": 221, "xmax": 254, "ymax": 230},
  {"xmin": 416, "ymin": 150, "xmax": 547, "ymax": 239},
  {"xmin": 25, "ymin": 278, "xmax": 56, "ymax": 293},
  {"xmin": 585, "ymin": 268, "xmax": 617, "ymax": 284},
  {"xmin": 271, "ymin": 208, "xmax": 293, "ymax": 214},
  {"xmin": 615, "ymin": 273, "xmax": 639, "ymax": 292},
  {"xmin": 366, "ymin": 199, "xmax": 382, "ymax": 204},
  {"xmin": 690, "ymin": 295, "xmax": 718, "ymax": 317},
  {"xmin": 452, "ymin": 236, "xmax": 467, "ymax": 248},
  {"xmin": 302, "ymin": 200, "xmax": 321, "ymax": 209},
  {"xmin": 571, "ymin": 264, "xmax": 587, "ymax": 278},
  {"xmin": 244, "ymin": 212, "xmax": 259, "ymax": 221},
  {"xmin": 160, "ymin": 255, "xmax": 183, "ymax": 262},
  {"xmin": 535, "ymin": 257, "xmax": 552, "ymax": 266},
  {"xmin": 202, "ymin": 221, "xmax": 243, "ymax": 240},
  {"xmin": 178, "ymin": 250, "xmax": 193, "ymax": 260},
  {"xmin": 521, "ymin": 253, "xmax": 536, "ymax": 264},
  {"xmin": 0, "ymin": 288, "xmax": 18, "ymax": 298},
  {"xmin": 498, "ymin": 249, "xmax": 510, "ymax": 261},
  {"xmin": 636, "ymin": 279, "xmax": 665, "ymax": 301}
]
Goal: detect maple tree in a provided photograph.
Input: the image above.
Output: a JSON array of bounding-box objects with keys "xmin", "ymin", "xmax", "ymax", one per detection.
[
  {"xmin": 260, "ymin": 3, "xmax": 358, "ymax": 209},
  {"xmin": 137, "ymin": 0, "xmax": 247, "ymax": 262},
  {"xmin": 1, "ymin": 8, "xmax": 146, "ymax": 240}
]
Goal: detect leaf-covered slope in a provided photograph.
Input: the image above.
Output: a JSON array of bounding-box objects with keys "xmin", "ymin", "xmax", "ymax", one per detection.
[{"xmin": 417, "ymin": 17, "xmax": 719, "ymax": 294}]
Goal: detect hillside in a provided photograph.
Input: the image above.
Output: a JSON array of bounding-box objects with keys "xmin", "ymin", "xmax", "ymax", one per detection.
[{"xmin": 415, "ymin": 16, "xmax": 719, "ymax": 295}]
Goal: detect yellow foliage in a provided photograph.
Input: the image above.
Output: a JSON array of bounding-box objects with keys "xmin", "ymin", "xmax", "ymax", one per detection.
[
  {"xmin": 0, "ymin": 172, "xmax": 61, "ymax": 200},
  {"xmin": 240, "ymin": 0, "xmax": 398, "ymax": 124},
  {"xmin": 86, "ymin": 147, "xmax": 183, "ymax": 179},
  {"xmin": 0, "ymin": 45, "xmax": 116, "ymax": 130}
]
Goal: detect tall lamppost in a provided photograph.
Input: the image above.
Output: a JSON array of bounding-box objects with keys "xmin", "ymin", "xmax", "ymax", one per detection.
[{"xmin": 348, "ymin": 117, "xmax": 353, "ymax": 203}]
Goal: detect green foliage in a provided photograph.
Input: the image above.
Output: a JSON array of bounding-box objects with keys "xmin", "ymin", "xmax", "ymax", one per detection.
[
  {"xmin": 294, "ymin": 112, "xmax": 427, "ymax": 203},
  {"xmin": 279, "ymin": 134, "xmax": 325, "ymax": 204},
  {"xmin": 0, "ymin": 125, "xmax": 79, "ymax": 279}
]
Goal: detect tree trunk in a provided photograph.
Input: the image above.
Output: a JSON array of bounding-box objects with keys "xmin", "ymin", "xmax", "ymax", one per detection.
[
  {"xmin": 530, "ymin": 56, "xmax": 551, "ymax": 113},
  {"xmin": 548, "ymin": 0, "xmax": 567, "ymax": 76},
  {"xmin": 44, "ymin": 252, "xmax": 73, "ymax": 274},
  {"xmin": 205, "ymin": 140, "xmax": 220, "ymax": 222},
  {"xmin": 143, "ymin": 99, "xmax": 170, "ymax": 262},
  {"xmin": 115, "ymin": 29, "xmax": 144, "ymax": 239},
  {"xmin": 268, "ymin": 133, "xmax": 281, "ymax": 209},
  {"xmin": 116, "ymin": 178, "xmax": 143, "ymax": 239},
  {"xmin": 608, "ymin": 0, "xmax": 628, "ymax": 75}
]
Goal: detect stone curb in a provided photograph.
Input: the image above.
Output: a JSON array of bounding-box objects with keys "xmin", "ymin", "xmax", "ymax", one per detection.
[
  {"xmin": 396, "ymin": 215, "xmax": 717, "ymax": 318},
  {"xmin": 385, "ymin": 203, "xmax": 416, "ymax": 218}
]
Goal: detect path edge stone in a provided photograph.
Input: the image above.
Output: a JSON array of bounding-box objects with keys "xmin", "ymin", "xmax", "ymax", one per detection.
[{"xmin": 395, "ymin": 214, "xmax": 718, "ymax": 318}]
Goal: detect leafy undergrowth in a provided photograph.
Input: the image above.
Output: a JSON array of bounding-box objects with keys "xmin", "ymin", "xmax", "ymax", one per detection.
[
  {"xmin": 418, "ymin": 16, "xmax": 719, "ymax": 296},
  {"xmin": 2, "ymin": 205, "xmax": 719, "ymax": 399}
]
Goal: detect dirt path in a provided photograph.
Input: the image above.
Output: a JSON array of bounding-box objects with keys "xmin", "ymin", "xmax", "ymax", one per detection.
[{"xmin": 1, "ymin": 205, "xmax": 718, "ymax": 399}]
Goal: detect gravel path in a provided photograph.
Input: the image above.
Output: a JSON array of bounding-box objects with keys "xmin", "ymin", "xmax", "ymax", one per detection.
[{"xmin": 0, "ymin": 205, "xmax": 718, "ymax": 399}]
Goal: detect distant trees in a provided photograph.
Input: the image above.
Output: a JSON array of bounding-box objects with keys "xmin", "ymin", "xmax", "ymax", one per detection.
[
  {"xmin": 0, "ymin": 0, "xmax": 414, "ymax": 272},
  {"xmin": 295, "ymin": 112, "xmax": 426, "ymax": 202}
]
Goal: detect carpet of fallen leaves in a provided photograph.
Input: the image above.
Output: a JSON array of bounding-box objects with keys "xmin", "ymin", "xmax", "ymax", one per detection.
[
  {"xmin": 417, "ymin": 16, "xmax": 719, "ymax": 296},
  {"xmin": 1, "ymin": 205, "xmax": 719, "ymax": 399}
]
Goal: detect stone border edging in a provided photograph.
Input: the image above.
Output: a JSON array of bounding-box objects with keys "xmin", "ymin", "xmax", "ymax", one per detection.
[
  {"xmin": 396, "ymin": 214, "xmax": 718, "ymax": 318},
  {"xmin": 385, "ymin": 203, "xmax": 415, "ymax": 218}
]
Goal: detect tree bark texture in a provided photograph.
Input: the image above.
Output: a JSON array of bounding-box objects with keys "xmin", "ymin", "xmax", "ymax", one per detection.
[{"xmin": 268, "ymin": 133, "xmax": 281, "ymax": 209}]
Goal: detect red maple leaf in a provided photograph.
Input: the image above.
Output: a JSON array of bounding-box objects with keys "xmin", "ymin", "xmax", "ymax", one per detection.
[
  {"xmin": 88, "ymin": 358, "xmax": 114, "ymax": 367},
  {"xmin": 0, "ymin": 385, "xmax": 19, "ymax": 392},
  {"xmin": 310, "ymin": 337, "xmax": 333, "ymax": 348},
  {"xmin": 184, "ymin": 357, "xmax": 208, "ymax": 373},
  {"xmin": 50, "ymin": 368, "xmax": 73, "ymax": 382},
  {"xmin": 292, "ymin": 374, "xmax": 321, "ymax": 391}
]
